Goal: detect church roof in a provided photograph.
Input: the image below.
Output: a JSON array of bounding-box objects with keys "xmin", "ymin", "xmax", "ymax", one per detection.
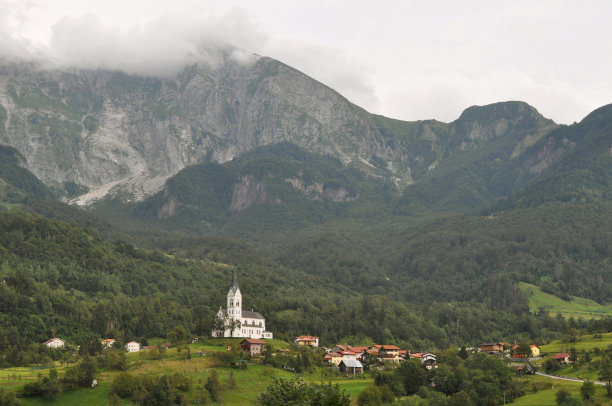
[
  {"xmin": 219, "ymin": 308, "xmax": 265, "ymax": 319},
  {"xmin": 242, "ymin": 310, "xmax": 264, "ymax": 319}
]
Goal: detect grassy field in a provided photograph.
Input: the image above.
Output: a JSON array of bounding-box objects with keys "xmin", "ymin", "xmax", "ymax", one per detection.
[
  {"xmin": 540, "ymin": 332, "xmax": 612, "ymax": 354},
  {"xmin": 1, "ymin": 342, "xmax": 372, "ymax": 405},
  {"xmin": 513, "ymin": 375, "xmax": 590, "ymax": 406},
  {"xmin": 519, "ymin": 282, "xmax": 612, "ymax": 320}
]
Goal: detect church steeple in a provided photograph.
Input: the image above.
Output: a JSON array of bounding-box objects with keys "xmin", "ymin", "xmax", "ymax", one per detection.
[
  {"xmin": 227, "ymin": 268, "xmax": 242, "ymax": 322},
  {"xmin": 231, "ymin": 267, "xmax": 238, "ymax": 293}
]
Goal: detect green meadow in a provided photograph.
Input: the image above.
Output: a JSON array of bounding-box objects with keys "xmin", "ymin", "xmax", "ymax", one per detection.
[
  {"xmin": 0, "ymin": 342, "xmax": 373, "ymax": 405},
  {"xmin": 519, "ymin": 282, "xmax": 612, "ymax": 320}
]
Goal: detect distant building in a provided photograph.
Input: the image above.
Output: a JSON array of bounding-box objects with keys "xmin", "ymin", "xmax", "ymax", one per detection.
[
  {"xmin": 552, "ymin": 353, "xmax": 571, "ymax": 364},
  {"xmin": 323, "ymin": 352, "xmax": 343, "ymax": 366},
  {"xmin": 42, "ymin": 338, "xmax": 64, "ymax": 348},
  {"xmin": 240, "ymin": 339, "xmax": 266, "ymax": 355},
  {"xmin": 101, "ymin": 339, "xmax": 115, "ymax": 349},
  {"xmin": 212, "ymin": 269, "xmax": 273, "ymax": 339},
  {"xmin": 295, "ymin": 335, "xmax": 319, "ymax": 347},
  {"xmin": 479, "ymin": 342, "xmax": 508, "ymax": 357},
  {"xmin": 125, "ymin": 341, "xmax": 140, "ymax": 352},
  {"xmin": 421, "ymin": 353, "xmax": 438, "ymax": 369}
]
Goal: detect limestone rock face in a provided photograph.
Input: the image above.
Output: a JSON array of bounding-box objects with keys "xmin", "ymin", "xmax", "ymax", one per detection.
[
  {"xmin": 0, "ymin": 56, "xmax": 427, "ymax": 204},
  {"xmin": 0, "ymin": 58, "xmax": 558, "ymax": 206}
]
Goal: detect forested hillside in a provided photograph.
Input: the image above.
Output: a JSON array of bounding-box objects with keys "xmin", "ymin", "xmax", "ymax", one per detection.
[{"xmin": 2, "ymin": 210, "xmax": 605, "ymax": 369}]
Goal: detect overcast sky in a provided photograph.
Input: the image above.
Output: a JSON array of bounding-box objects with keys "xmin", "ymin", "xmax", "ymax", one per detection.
[{"xmin": 1, "ymin": 0, "xmax": 611, "ymax": 124}]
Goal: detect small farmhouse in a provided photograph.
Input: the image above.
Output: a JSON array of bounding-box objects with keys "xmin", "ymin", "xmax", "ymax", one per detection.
[
  {"xmin": 240, "ymin": 338, "xmax": 266, "ymax": 355},
  {"xmin": 125, "ymin": 341, "xmax": 140, "ymax": 352},
  {"xmin": 372, "ymin": 344, "xmax": 402, "ymax": 363},
  {"xmin": 552, "ymin": 353, "xmax": 571, "ymax": 365},
  {"xmin": 42, "ymin": 338, "xmax": 64, "ymax": 348},
  {"xmin": 101, "ymin": 339, "xmax": 115, "ymax": 349},
  {"xmin": 512, "ymin": 344, "xmax": 540, "ymax": 358},
  {"xmin": 323, "ymin": 352, "xmax": 343, "ymax": 366},
  {"xmin": 421, "ymin": 353, "xmax": 438, "ymax": 369},
  {"xmin": 479, "ymin": 342, "xmax": 507, "ymax": 356},
  {"xmin": 295, "ymin": 335, "xmax": 319, "ymax": 347}
]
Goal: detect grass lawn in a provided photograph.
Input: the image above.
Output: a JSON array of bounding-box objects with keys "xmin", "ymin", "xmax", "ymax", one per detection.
[
  {"xmin": 18, "ymin": 382, "xmax": 135, "ymax": 406},
  {"xmin": 519, "ymin": 282, "xmax": 612, "ymax": 320},
  {"xmin": 514, "ymin": 374, "xmax": 612, "ymax": 406},
  {"xmin": 1, "ymin": 340, "xmax": 373, "ymax": 405},
  {"xmin": 540, "ymin": 332, "xmax": 612, "ymax": 353}
]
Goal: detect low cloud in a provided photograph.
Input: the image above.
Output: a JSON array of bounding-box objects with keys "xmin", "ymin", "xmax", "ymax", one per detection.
[{"xmin": 0, "ymin": 8, "xmax": 266, "ymax": 76}]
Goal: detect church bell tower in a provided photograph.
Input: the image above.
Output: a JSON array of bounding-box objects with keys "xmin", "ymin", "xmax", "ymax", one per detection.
[{"xmin": 227, "ymin": 268, "xmax": 242, "ymax": 322}]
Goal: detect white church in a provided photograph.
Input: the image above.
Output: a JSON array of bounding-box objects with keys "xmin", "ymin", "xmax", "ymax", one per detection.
[{"xmin": 212, "ymin": 269, "xmax": 273, "ymax": 339}]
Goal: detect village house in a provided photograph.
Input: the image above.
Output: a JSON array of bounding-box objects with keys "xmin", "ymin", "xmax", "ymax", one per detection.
[
  {"xmin": 421, "ymin": 353, "xmax": 438, "ymax": 369},
  {"xmin": 371, "ymin": 344, "xmax": 402, "ymax": 363},
  {"xmin": 212, "ymin": 269, "xmax": 273, "ymax": 339},
  {"xmin": 240, "ymin": 338, "xmax": 266, "ymax": 356},
  {"xmin": 42, "ymin": 338, "xmax": 64, "ymax": 348},
  {"xmin": 512, "ymin": 344, "xmax": 540, "ymax": 358},
  {"xmin": 295, "ymin": 335, "xmax": 319, "ymax": 347},
  {"xmin": 323, "ymin": 352, "xmax": 343, "ymax": 366},
  {"xmin": 101, "ymin": 339, "xmax": 115, "ymax": 349},
  {"xmin": 125, "ymin": 341, "xmax": 140, "ymax": 352},
  {"xmin": 552, "ymin": 352, "xmax": 571, "ymax": 365},
  {"xmin": 348, "ymin": 346, "xmax": 368, "ymax": 362},
  {"xmin": 479, "ymin": 342, "xmax": 508, "ymax": 357}
]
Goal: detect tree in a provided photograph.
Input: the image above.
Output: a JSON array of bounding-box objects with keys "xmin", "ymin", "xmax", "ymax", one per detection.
[
  {"xmin": 515, "ymin": 342, "xmax": 532, "ymax": 358},
  {"xmin": 580, "ymin": 380, "xmax": 595, "ymax": 401},
  {"xmin": 168, "ymin": 325, "xmax": 187, "ymax": 345},
  {"xmin": 357, "ymin": 385, "xmax": 381, "ymax": 406},
  {"xmin": 258, "ymin": 377, "xmax": 350, "ymax": 406},
  {"xmin": 61, "ymin": 356, "xmax": 98, "ymax": 389},
  {"xmin": 0, "ymin": 388, "xmax": 20, "ymax": 406},
  {"xmin": 107, "ymin": 350, "xmax": 127, "ymax": 371},
  {"xmin": 205, "ymin": 370, "xmax": 222, "ymax": 403},
  {"xmin": 395, "ymin": 359, "xmax": 427, "ymax": 395},
  {"xmin": 599, "ymin": 353, "xmax": 612, "ymax": 397},
  {"xmin": 448, "ymin": 390, "xmax": 474, "ymax": 406},
  {"xmin": 213, "ymin": 314, "xmax": 229, "ymax": 337}
]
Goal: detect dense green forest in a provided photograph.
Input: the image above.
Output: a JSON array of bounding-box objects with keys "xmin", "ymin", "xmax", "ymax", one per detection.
[{"xmin": 0, "ymin": 101, "xmax": 610, "ymax": 370}]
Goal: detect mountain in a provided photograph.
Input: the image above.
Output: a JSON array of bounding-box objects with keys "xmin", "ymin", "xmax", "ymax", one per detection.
[
  {"xmin": 497, "ymin": 103, "xmax": 612, "ymax": 208},
  {"xmin": 0, "ymin": 55, "xmax": 560, "ymax": 208},
  {"xmin": 0, "ymin": 56, "xmax": 442, "ymax": 203},
  {"xmin": 0, "ymin": 145, "xmax": 56, "ymax": 209},
  {"xmin": 91, "ymin": 143, "xmax": 396, "ymax": 246}
]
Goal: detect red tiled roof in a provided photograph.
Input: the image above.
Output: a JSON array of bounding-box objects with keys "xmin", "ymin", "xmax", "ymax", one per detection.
[
  {"xmin": 241, "ymin": 339, "xmax": 266, "ymax": 345},
  {"xmin": 553, "ymin": 353, "xmax": 570, "ymax": 360},
  {"xmin": 296, "ymin": 335, "xmax": 318, "ymax": 340},
  {"xmin": 340, "ymin": 350, "xmax": 356, "ymax": 355},
  {"xmin": 348, "ymin": 346, "xmax": 368, "ymax": 352}
]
